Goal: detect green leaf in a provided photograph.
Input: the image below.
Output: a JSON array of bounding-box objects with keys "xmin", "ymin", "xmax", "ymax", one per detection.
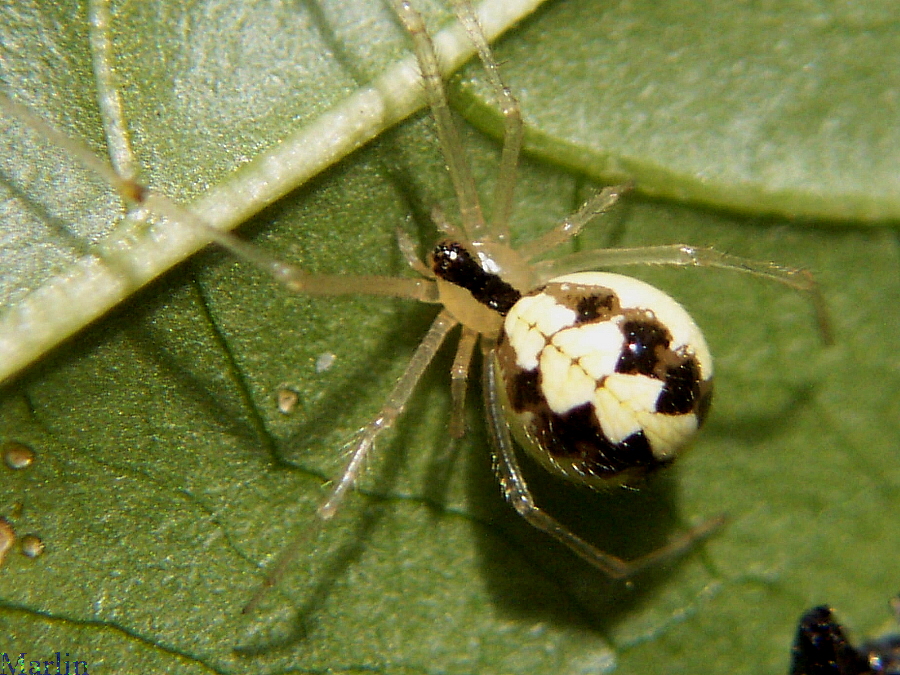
[
  {"xmin": 1, "ymin": 0, "xmax": 899, "ymax": 674},
  {"xmin": 458, "ymin": 0, "xmax": 900, "ymax": 220}
]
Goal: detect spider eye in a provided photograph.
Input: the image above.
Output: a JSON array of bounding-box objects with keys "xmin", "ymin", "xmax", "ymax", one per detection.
[
  {"xmin": 430, "ymin": 241, "xmax": 469, "ymax": 278},
  {"xmin": 496, "ymin": 271, "xmax": 713, "ymax": 488}
]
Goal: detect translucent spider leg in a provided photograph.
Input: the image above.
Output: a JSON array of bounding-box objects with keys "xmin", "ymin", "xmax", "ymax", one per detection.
[
  {"xmin": 79, "ymin": 0, "xmax": 456, "ymax": 315},
  {"xmin": 517, "ymin": 184, "xmax": 631, "ymax": 261},
  {"xmin": 397, "ymin": 0, "xmax": 524, "ymax": 244},
  {"xmin": 449, "ymin": 326, "xmax": 479, "ymax": 438},
  {"xmin": 318, "ymin": 310, "xmax": 458, "ymax": 519},
  {"xmin": 244, "ymin": 310, "xmax": 459, "ymax": 614},
  {"xmin": 88, "ymin": 0, "xmax": 137, "ymax": 183},
  {"xmin": 481, "ymin": 346, "xmax": 725, "ymax": 578},
  {"xmin": 1, "ymin": 97, "xmax": 441, "ymax": 309},
  {"xmin": 394, "ymin": 0, "xmax": 486, "ymax": 240},
  {"xmin": 450, "ymin": 0, "xmax": 523, "ymax": 242},
  {"xmin": 397, "ymin": 228, "xmax": 437, "ymax": 278},
  {"xmin": 535, "ymin": 243, "xmax": 834, "ymax": 343}
]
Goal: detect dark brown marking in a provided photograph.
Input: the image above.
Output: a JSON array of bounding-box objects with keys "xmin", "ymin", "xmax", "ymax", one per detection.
[
  {"xmin": 431, "ymin": 240, "xmax": 521, "ymax": 315},
  {"xmin": 121, "ymin": 178, "xmax": 148, "ymax": 204},
  {"xmin": 510, "ymin": 369, "xmax": 543, "ymax": 412},
  {"xmin": 540, "ymin": 282, "xmax": 620, "ymax": 325},
  {"xmin": 534, "ymin": 403, "xmax": 668, "ymax": 479},
  {"xmin": 655, "ymin": 357, "xmax": 702, "ymax": 415},
  {"xmin": 614, "ymin": 314, "xmax": 710, "ymax": 420},
  {"xmin": 575, "ymin": 293, "xmax": 617, "ymax": 324},
  {"xmin": 497, "ymin": 331, "xmax": 548, "ymax": 413},
  {"xmin": 696, "ymin": 381, "xmax": 714, "ymax": 425},
  {"xmin": 615, "ymin": 315, "xmax": 671, "ymax": 377}
]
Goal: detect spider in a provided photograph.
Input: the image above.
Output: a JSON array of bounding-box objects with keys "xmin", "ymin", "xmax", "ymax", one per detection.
[
  {"xmin": 790, "ymin": 600, "xmax": 900, "ymax": 675},
  {"xmin": 232, "ymin": 0, "xmax": 829, "ymax": 605},
  {"xmin": 1, "ymin": 0, "xmax": 830, "ymax": 611}
]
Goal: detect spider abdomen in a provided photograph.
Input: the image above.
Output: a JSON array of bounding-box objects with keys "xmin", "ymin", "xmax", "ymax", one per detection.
[{"xmin": 495, "ymin": 272, "xmax": 714, "ymax": 489}]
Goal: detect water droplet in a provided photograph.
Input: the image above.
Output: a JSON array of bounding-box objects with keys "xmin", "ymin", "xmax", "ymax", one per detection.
[
  {"xmin": 20, "ymin": 534, "xmax": 44, "ymax": 559},
  {"xmin": 315, "ymin": 352, "xmax": 336, "ymax": 373},
  {"xmin": 2, "ymin": 441, "xmax": 35, "ymax": 469},
  {"xmin": 276, "ymin": 386, "xmax": 300, "ymax": 414}
]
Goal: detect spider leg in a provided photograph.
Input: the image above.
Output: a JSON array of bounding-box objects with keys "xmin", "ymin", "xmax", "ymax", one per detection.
[
  {"xmin": 89, "ymin": 0, "xmax": 138, "ymax": 183},
  {"xmin": 518, "ymin": 184, "xmax": 630, "ymax": 261},
  {"xmin": 244, "ymin": 309, "xmax": 458, "ymax": 614},
  {"xmin": 482, "ymin": 345, "xmax": 724, "ymax": 578},
  {"xmin": 135, "ymin": 175, "xmax": 447, "ymax": 303},
  {"xmin": 535, "ymin": 243, "xmax": 833, "ymax": 343},
  {"xmin": 449, "ymin": 326, "xmax": 478, "ymax": 438},
  {"xmin": 397, "ymin": 228, "xmax": 437, "ymax": 278},
  {"xmin": 318, "ymin": 309, "xmax": 458, "ymax": 519},
  {"xmin": 0, "ymin": 94, "xmax": 442, "ymax": 317},
  {"xmin": 393, "ymin": 0, "xmax": 487, "ymax": 241},
  {"xmin": 450, "ymin": 0, "xmax": 523, "ymax": 243}
]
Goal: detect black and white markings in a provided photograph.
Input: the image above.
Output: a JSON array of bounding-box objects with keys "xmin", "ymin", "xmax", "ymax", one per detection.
[{"xmin": 495, "ymin": 272, "xmax": 713, "ymax": 488}]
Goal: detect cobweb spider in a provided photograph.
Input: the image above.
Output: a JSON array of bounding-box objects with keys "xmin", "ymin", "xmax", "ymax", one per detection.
[{"xmin": 237, "ymin": 0, "xmax": 829, "ymax": 607}]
